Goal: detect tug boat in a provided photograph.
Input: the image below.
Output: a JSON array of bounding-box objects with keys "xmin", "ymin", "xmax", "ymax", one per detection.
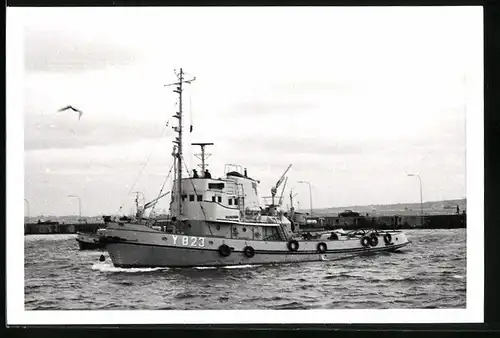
[{"xmin": 101, "ymin": 68, "xmax": 411, "ymax": 268}]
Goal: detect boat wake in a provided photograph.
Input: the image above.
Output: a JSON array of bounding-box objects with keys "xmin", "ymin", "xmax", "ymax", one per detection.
[
  {"xmin": 91, "ymin": 262, "xmax": 169, "ymax": 273},
  {"xmin": 222, "ymin": 264, "xmax": 262, "ymax": 269},
  {"xmin": 192, "ymin": 266, "xmax": 217, "ymax": 270},
  {"xmin": 192, "ymin": 265, "xmax": 262, "ymax": 270}
]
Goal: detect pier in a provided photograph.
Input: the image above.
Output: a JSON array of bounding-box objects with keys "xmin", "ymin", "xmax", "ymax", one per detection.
[{"xmin": 297, "ymin": 212, "xmax": 466, "ymax": 231}]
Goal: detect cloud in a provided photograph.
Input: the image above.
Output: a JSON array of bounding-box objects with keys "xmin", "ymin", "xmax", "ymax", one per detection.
[
  {"xmin": 230, "ymin": 101, "xmax": 317, "ymax": 116},
  {"xmin": 24, "ymin": 27, "xmax": 140, "ymax": 73},
  {"xmin": 24, "ymin": 113, "xmax": 170, "ymax": 151},
  {"xmin": 228, "ymin": 136, "xmax": 366, "ymax": 156}
]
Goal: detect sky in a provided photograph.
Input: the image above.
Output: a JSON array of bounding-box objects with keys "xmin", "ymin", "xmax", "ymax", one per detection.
[{"xmin": 18, "ymin": 7, "xmax": 482, "ymax": 217}]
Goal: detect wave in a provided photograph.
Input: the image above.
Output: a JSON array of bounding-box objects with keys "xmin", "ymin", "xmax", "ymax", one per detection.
[
  {"xmin": 91, "ymin": 262, "xmax": 168, "ymax": 273},
  {"xmin": 78, "ymin": 251, "xmax": 108, "ymax": 257},
  {"xmin": 25, "ymin": 234, "xmax": 76, "ymax": 242}
]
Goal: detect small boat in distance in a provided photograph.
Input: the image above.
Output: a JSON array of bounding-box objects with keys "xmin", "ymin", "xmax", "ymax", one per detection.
[
  {"xmin": 75, "ymin": 216, "xmax": 110, "ymax": 250},
  {"xmin": 100, "ymin": 68, "xmax": 411, "ymax": 268},
  {"xmin": 76, "ymin": 230, "xmax": 106, "ymax": 250}
]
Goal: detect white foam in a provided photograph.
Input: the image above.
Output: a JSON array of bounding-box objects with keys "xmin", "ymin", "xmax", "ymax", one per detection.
[
  {"xmin": 192, "ymin": 266, "xmax": 217, "ymax": 270},
  {"xmin": 91, "ymin": 262, "xmax": 168, "ymax": 273},
  {"xmin": 193, "ymin": 264, "xmax": 261, "ymax": 270},
  {"xmin": 453, "ymin": 275, "xmax": 465, "ymax": 279},
  {"xmin": 221, "ymin": 264, "xmax": 261, "ymax": 269}
]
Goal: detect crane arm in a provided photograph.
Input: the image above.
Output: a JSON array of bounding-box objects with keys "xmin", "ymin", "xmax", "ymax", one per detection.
[
  {"xmin": 275, "ymin": 164, "xmax": 292, "ymax": 191},
  {"xmin": 279, "ymin": 177, "xmax": 288, "ymax": 205},
  {"xmin": 144, "ymin": 191, "xmax": 171, "ymax": 210}
]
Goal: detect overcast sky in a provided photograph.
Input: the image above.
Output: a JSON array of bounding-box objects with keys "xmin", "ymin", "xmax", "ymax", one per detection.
[{"xmin": 18, "ymin": 7, "xmax": 481, "ymax": 217}]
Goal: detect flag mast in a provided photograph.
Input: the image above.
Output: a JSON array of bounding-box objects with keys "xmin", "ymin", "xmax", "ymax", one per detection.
[{"xmin": 165, "ymin": 68, "xmax": 195, "ymax": 220}]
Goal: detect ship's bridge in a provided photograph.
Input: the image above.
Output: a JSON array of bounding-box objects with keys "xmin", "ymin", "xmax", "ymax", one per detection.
[{"xmin": 224, "ymin": 164, "xmax": 261, "ymax": 211}]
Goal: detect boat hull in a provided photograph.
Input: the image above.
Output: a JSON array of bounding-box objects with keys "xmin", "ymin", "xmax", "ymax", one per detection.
[
  {"xmin": 103, "ymin": 222, "xmax": 410, "ymax": 268},
  {"xmin": 76, "ymin": 231, "xmax": 106, "ymax": 250},
  {"xmin": 106, "ymin": 240, "xmax": 409, "ymax": 268}
]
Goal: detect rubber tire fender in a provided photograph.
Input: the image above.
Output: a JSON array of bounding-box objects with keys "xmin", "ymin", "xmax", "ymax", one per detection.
[
  {"xmin": 361, "ymin": 236, "xmax": 371, "ymax": 247},
  {"xmin": 218, "ymin": 244, "xmax": 231, "ymax": 257},
  {"xmin": 287, "ymin": 240, "xmax": 299, "ymax": 252},
  {"xmin": 317, "ymin": 242, "xmax": 327, "ymax": 253},
  {"xmin": 243, "ymin": 246, "xmax": 255, "ymax": 258}
]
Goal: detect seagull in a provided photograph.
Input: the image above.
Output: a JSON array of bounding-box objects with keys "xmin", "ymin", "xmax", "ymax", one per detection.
[{"xmin": 58, "ymin": 105, "xmax": 83, "ymax": 120}]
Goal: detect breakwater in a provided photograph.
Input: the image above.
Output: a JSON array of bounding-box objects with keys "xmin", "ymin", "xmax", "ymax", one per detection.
[
  {"xmin": 298, "ymin": 213, "xmax": 466, "ymax": 231},
  {"xmin": 24, "ymin": 213, "xmax": 466, "ymax": 235},
  {"xmin": 24, "ymin": 222, "xmax": 104, "ymax": 235}
]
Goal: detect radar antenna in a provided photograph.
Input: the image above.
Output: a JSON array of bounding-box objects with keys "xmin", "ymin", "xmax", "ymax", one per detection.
[{"xmin": 191, "ymin": 142, "xmax": 214, "ymax": 173}]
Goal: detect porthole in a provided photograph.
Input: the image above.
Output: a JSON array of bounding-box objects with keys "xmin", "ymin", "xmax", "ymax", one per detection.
[
  {"xmin": 216, "ymin": 225, "xmax": 221, "ymax": 230},
  {"xmin": 188, "ymin": 224, "xmax": 192, "ymax": 228},
  {"xmin": 242, "ymin": 227, "xmax": 247, "ymax": 232}
]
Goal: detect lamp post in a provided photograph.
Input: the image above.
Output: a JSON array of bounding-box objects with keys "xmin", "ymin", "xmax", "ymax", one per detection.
[
  {"xmin": 24, "ymin": 199, "xmax": 30, "ymax": 224},
  {"xmin": 67, "ymin": 195, "xmax": 82, "ymax": 219},
  {"xmin": 298, "ymin": 180, "xmax": 313, "ymax": 217},
  {"xmin": 407, "ymin": 174, "xmax": 423, "ymax": 226}
]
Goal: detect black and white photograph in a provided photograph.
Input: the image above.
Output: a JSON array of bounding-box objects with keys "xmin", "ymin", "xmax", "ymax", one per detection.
[{"xmin": 7, "ymin": 6, "xmax": 483, "ymax": 325}]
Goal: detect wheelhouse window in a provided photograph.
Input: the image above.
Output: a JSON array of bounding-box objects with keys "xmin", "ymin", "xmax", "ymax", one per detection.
[
  {"xmin": 212, "ymin": 196, "xmax": 216, "ymax": 202},
  {"xmin": 189, "ymin": 195, "xmax": 195, "ymax": 202},
  {"xmin": 181, "ymin": 194, "xmax": 187, "ymax": 201},
  {"xmin": 217, "ymin": 196, "xmax": 222, "ymax": 203},
  {"xmin": 208, "ymin": 183, "xmax": 225, "ymax": 190},
  {"xmin": 197, "ymin": 195, "xmax": 202, "ymax": 202},
  {"xmin": 235, "ymin": 198, "xmax": 239, "ymax": 205},
  {"xmin": 228, "ymin": 199, "xmax": 233, "ymax": 206}
]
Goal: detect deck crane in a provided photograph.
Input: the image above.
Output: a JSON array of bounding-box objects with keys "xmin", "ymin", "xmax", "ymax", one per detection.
[
  {"xmin": 143, "ymin": 191, "xmax": 171, "ymax": 210},
  {"xmin": 278, "ymin": 177, "xmax": 288, "ymax": 206},
  {"xmin": 271, "ymin": 164, "xmax": 292, "ymax": 208}
]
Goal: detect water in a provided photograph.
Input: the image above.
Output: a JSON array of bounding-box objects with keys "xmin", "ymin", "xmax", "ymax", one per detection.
[{"xmin": 24, "ymin": 229, "xmax": 466, "ymax": 310}]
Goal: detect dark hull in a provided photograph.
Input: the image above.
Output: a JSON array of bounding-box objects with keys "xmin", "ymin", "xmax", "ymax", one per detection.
[{"xmin": 76, "ymin": 238, "xmax": 106, "ymax": 250}]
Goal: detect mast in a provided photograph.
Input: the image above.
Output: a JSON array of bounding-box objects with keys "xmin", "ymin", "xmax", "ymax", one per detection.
[{"xmin": 165, "ymin": 68, "xmax": 196, "ymax": 218}]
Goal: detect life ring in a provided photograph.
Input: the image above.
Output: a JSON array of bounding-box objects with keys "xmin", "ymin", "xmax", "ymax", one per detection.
[
  {"xmin": 317, "ymin": 242, "xmax": 327, "ymax": 253},
  {"xmin": 369, "ymin": 235, "xmax": 379, "ymax": 247},
  {"xmin": 243, "ymin": 246, "xmax": 255, "ymax": 258},
  {"xmin": 383, "ymin": 233, "xmax": 392, "ymax": 244},
  {"xmin": 218, "ymin": 244, "xmax": 231, "ymax": 257},
  {"xmin": 287, "ymin": 240, "xmax": 299, "ymax": 252},
  {"xmin": 360, "ymin": 236, "xmax": 370, "ymax": 247}
]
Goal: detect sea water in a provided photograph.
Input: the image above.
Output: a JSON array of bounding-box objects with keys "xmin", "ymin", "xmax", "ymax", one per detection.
[{"xmin": 24, "ymin": 229, "xmax": 466, "ymax": 310}]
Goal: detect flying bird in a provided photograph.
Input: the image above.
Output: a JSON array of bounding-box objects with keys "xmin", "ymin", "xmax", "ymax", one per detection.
[{"xmin": 58, "ymin": 105, "xmax": 83, "ymax": 120}]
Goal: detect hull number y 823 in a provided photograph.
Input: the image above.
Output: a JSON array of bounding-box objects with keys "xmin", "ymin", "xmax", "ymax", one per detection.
[{"xmin": 171, "ymin": 235, "xmax": 205, "ymax": 247}]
